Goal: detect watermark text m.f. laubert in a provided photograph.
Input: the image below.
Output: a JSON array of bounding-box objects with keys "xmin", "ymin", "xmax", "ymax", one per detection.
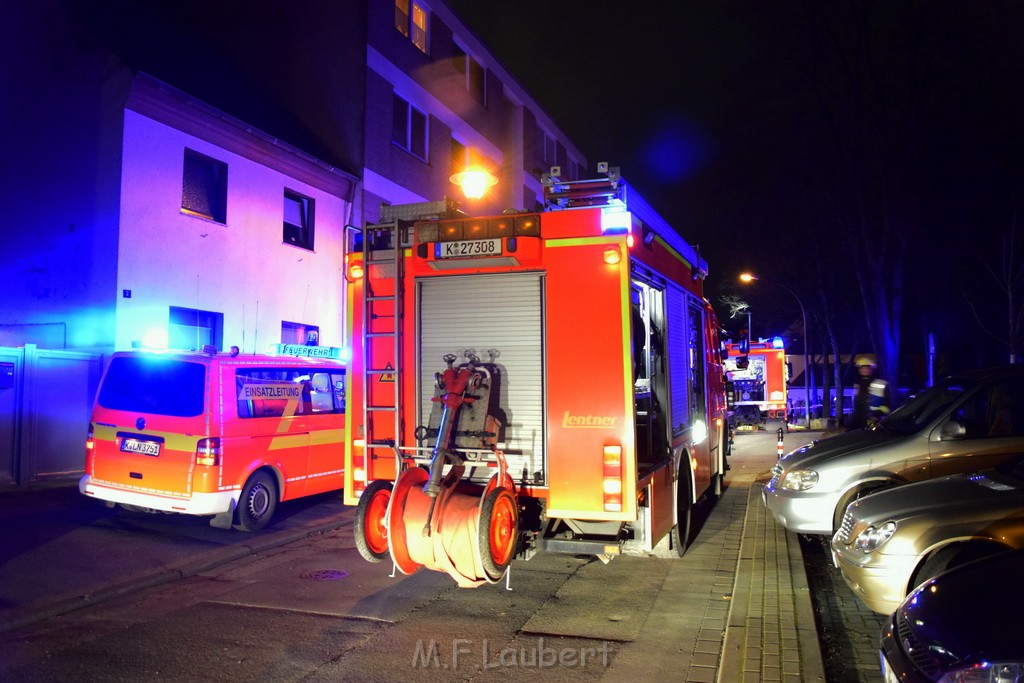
[{"xmin": 412, "ymin": 637, "xmax": 613, "ymax": 670}]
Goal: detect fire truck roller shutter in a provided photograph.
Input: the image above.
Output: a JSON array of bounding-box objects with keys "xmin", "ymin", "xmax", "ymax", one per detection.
[
  {"xmin": 417, "ymin": 273, "xmax": 545, "ymax": 486},
  {"xmin": 666, "ymin": 284, "xmax": 694, "ymax": 435}
]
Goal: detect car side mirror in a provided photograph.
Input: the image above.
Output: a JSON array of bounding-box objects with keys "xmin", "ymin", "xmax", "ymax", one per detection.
[{"xmin": 939, "ymin": 419, "xmax": 966, "ymax": 440}]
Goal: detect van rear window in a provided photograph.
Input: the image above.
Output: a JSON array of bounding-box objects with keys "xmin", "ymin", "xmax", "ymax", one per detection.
[{"xmin": 97, "ymin": 357, "xmax": 206, "ymax": 417}]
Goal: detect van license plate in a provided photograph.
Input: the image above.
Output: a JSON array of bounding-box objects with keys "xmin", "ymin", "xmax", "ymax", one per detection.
[
  {"xmin": 120, "ymin": 438, "xmax": 161, "ymax": 456},
  {"xmin": 439, "ymin": 239, "xmax": 501, "ymax": 258}
]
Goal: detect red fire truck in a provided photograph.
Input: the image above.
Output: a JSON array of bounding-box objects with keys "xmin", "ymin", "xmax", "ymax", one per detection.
[
  {"xmin": 723, "ymin": 338, "xmax": 789, "ymax": 427},
  {"xmin": 343, "ymin": 167, "xmax": 728, "ymax": 587}
]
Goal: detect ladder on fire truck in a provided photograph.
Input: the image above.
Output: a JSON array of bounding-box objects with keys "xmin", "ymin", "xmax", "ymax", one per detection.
[
  {"xmin": 541, "ymin": 163, "xmax": 624, "ymax": 209},
  {"xmin": 360, "ymin": 200, "xmax": 461, "ymax": 465},
  {"xmin": 359, "ymin": 216, "xmax": 403, "ymax": 465}
]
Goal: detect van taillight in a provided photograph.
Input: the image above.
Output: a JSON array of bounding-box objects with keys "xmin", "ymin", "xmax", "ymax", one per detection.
[
  {"xmin": 196, "ymin": 438, "xmax": 221, "ymax": 467},
  {"xmin": 85, "ymin": 425, "xmax": 95, "ymax": 471}
]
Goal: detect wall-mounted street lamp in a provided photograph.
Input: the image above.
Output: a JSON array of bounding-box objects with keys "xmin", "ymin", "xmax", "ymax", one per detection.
[
  {"xmin": 449, "ymin": 167, "xmax": 498, "ymax": 200},
  {"xmin": 740, "ymin": 272, "xmax": 812, "ymax": 430}
]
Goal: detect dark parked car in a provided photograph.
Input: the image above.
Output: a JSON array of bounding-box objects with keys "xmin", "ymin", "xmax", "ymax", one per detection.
[{"xmin": 880, "ymin": 548, "xmax": 1024, "ymax": 682}]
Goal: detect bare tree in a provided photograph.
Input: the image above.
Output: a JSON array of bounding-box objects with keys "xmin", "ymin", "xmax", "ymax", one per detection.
[
  {"xmin": 719, "ymin": 295, "xmax": 751, "ymax": 328},
  {"xmin": 763, "ymin": 1, "xmax": 991, "ymax": 392},
  {"xmin": 964, "ymin": 204, "xmax": 1024, "ymax": 363}
]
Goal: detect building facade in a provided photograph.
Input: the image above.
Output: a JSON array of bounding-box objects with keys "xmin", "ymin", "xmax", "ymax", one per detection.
[
  {"xmin": 363, "ymin": 0, "xmax": 586, "ymax": 220},
  {"xmin": 0, "ymin": 0, "xmax": 586, "ymax": 484}
]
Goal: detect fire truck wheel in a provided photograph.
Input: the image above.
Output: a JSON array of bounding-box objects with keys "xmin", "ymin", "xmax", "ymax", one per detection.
[
  {"xmin": 233, "ymin": 470, "xmax": 278, "ymax": 532},
  {"xmin": 355, "ymin": 480, "xmax": 393, "ymax": 562},
  {"xmin": 478, "ymin": 488, "xmax": 519, "ymax": 581},
  {"xmin": 673, "ymin": 474, "xmax": 693, "ymax": 557}
]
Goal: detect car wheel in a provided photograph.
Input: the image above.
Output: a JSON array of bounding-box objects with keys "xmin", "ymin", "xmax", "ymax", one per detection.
[
  {"xmin": 910, "ymin": 543, "xmax": 1005, "ymax": 593},
  {"xmin": 354, "ymin": 480, "xmax": 393, "ymax": 562},
  {"xmin": 233, "ymin": 470, "xmax": 277, "ymax": 532}
]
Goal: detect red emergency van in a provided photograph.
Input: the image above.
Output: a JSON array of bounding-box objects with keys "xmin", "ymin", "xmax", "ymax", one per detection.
[{"xmin": 80, "ymin": 345, "xmax": 347, "ymax": 530}]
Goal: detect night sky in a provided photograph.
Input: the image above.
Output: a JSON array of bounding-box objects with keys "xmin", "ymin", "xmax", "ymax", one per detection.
[{"xmin": 447, "ymin": 1, "xmax": 1024, "ymax": 378}]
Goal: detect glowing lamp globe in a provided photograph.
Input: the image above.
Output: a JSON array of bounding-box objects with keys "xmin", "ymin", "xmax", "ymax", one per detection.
[{"xmin": 450, "ymin": 168, "xmax": 498, "ymax": 199}]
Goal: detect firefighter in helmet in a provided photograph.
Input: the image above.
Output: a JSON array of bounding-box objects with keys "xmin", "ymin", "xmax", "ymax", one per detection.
[{"xmin": 848, "ymin": 355, "xmax": 890, "ymax": 430}]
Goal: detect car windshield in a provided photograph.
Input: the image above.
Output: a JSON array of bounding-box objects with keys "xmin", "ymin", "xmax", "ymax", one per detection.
[
  {"xmin": 879, "ymin": 375, "xmax": 980, "ymax": 435},
  {"xmin": 97, "ymin": 356, "xmax": 206, "ymax": 417}
]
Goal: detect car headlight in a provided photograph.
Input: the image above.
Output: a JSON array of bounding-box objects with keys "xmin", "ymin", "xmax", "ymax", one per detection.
[
  {"xmin": 853, "ymin": 521, "xmax": 896, "ymax": 552},
  {"xmin": 780, "ymin": 469, "xmax": 818, "ymax": 491},
  {"xmin": 939, "ymin": 662, "xmax": 1024, "ymax": 682}
]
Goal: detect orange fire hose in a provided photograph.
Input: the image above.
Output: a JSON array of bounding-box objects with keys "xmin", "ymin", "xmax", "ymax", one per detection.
[{"xmin": 387, "ymin": 466, "xmax": 515, "ymax": 587}]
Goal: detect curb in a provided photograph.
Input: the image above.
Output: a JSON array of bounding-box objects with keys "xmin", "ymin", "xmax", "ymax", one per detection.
[{"xmin": 718, "ymin": 485, "xmax": 826, "ymax": 682}]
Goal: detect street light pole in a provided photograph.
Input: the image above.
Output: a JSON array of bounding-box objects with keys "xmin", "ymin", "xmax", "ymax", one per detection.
[{"xmin": 740, "ymin": 273, "xmax": 812, "ymax": 430}]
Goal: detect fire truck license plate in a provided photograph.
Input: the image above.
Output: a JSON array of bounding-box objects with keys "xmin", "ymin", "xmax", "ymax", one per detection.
[
  {"xmin": 439, "ymin": 239, "xmax": 501, "ymax": 258},
  {"xmin": 120, "ymin": 438, "xmax": 161, "ymax": 456}
]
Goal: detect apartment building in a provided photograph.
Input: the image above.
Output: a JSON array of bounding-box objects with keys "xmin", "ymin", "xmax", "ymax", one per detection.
[
  {"xmin": 364, "ymin": 0, "xmax": 586, "ymax": 219},
  {"xmin": 0, "ymin": 0, "xmax": 585, "ymax": 484}
]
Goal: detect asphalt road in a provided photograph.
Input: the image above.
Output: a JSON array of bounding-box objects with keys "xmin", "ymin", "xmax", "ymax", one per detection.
[{"xmin": 0, "ymin": 430, "xmax": 888, "ymax": 682}]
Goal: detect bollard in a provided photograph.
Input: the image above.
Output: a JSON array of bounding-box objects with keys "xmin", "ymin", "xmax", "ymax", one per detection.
[{"xmin": 776, "ymin": 427, "xmax": 784, "ymax": 458}]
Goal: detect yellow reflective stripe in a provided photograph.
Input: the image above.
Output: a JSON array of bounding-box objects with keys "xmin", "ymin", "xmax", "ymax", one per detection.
[
  {"xmin": 269, "ymin": 434, "xmax": 308, "ymax": 450},
  {"xmin": 93, "ymin": 425, "xmax": 198, "ymax": 452},
  {"xmin": 310, "ymin": 428, "xmax": 346, "ymax": 445},
  {"xmin": 545, "ymin": 236, "xmax": 621, "ymax": 248}
]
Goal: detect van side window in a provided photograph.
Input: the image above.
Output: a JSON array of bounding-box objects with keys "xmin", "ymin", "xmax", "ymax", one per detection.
[
  {"xmin": 310, "ymin": 371, "xmax": 346, "ymax": 413},
  {"xmin": 236, "ymin": 367, "xmax": 346, "ymax": 418}
]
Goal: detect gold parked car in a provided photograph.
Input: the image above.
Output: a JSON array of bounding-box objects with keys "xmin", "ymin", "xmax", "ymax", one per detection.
[{"xmin": 831, "ymin": 454, "xmax": 1024, "ymax": 614}]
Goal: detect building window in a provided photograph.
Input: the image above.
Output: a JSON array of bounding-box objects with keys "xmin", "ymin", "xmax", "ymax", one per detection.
[
  {"xmin": 452, "ymin": 44, "xmax": 486, "ymax": 106},
  {"xmin": 395, "ymin": 0, "xmax": 428, "ymax": 53},
  {"xmin": 181, "ymin": 148, "xmax": 227, "ymax": 223},
  {"xmin": 392, "ymin": 94, "xmax": 427, "ymax": 161},
  {"xmin": 169, "ymin": 306, "xmax": 223, "ymax": 351},
  {"xmin": 542, "ymin": 131, "xmax": 558, "ymax": 167},
  {"xmin": 281, "ymin": 321, "xmax": 320, "ymax": 346},
  {"xmin": 450, "ymin": 138, "xmax": 485, "ymax": 174},
  {"xmin": 283, "ymin": 190, "xmax": 315, "ymax": 250},
  {"xmin": 568, "ymin": 158, "xmax": 582, "ymax": 180}
]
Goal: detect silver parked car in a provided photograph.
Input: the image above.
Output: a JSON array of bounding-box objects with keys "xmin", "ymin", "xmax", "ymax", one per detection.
[
  {"xmin": 831, "ymin": 455, "xmax": 1024, "ymax": 614},
  {"xmin": 763, "ymin": 365, "xmax": 1024, "ymax": 535}
]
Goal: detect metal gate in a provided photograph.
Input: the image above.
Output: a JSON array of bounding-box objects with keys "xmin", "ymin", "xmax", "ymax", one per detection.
[
  {"xmin": 416, "ymin": 272, "xmax": 546, "ymax": 486},
  {"xmin": 0, "ymin": 344, "xmax": 104, "ymax": 487}
]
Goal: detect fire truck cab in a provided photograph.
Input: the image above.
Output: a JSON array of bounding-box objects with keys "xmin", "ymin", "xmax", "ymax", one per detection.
[{"xmin": 344, "ymin": 166, "xmax": 728, "ymax": 587}]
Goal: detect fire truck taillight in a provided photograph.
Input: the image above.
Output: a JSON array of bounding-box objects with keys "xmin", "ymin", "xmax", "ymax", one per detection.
[
  {"xmin": 345, "ymin": 256, "xmax": 364, "ymax": 282},
  {"xmin": 196, "ymin": 438, "xmax": 221, "ymax": 467},
  {"xmin": 603, "ymin": 445, "xmax": 623, "ymax": 512},
  {"xmin": 352, "ymin": 438, "xmax": 366, "ymax": 492},
  {"xmin": 603, "ymin": 247, "xmax": 622, "ymax": 265}
]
